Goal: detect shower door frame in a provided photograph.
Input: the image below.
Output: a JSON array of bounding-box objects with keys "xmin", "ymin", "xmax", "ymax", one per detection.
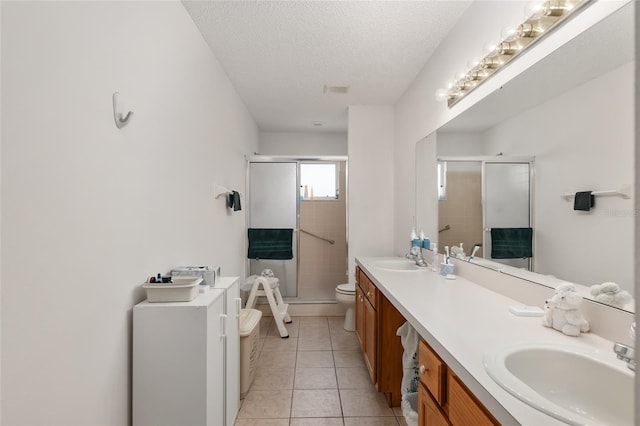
[{"xmin": 246, "ymin": 155, "xmax": 348, "ymax": 302}]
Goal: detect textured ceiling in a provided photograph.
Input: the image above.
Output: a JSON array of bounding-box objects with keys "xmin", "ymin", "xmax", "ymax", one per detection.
[{"xmin": 182, "ymin": 1, "xmax": 471, "ymax": 132}]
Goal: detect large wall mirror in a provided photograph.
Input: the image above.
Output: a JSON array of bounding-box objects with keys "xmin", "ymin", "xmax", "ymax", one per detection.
[{"xmin": 417, "ymin": 2, "xmax": 635, "ymax": 313}]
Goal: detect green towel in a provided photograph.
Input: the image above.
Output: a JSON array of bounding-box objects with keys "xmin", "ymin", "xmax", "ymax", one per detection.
[
  {"xmin": 248, "ymin": 228, "xmax": 293, "ymax": 260},
  {"xmin": 490, "ymin": 228, "xmax": 532, "ymax": 259}
]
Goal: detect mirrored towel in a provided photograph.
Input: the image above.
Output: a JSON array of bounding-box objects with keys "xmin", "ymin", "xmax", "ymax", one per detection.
[
  {"xmin": 573, "ymin": 191, "xmax": 594, "ymax": 211},
  {"xmin": 247, "ymin": 228, "xmax": 293, "ymax": 260},
  {"xmin": 490, "ymin": 227, "xmax": 533, "ymax": 259}
]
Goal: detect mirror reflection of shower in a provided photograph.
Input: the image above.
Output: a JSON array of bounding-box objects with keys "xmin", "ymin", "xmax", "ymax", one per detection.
[
  {"xmin": 437, "ymin": 158, "xmax": 533, "ymax": 270},
  {"xmin": 247, "ymin": 158, "xmax": 348, "ymax": 302}
]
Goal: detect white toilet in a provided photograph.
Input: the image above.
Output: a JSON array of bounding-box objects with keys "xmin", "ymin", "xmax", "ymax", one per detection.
[{"xmin": 335, "ymin": 283, "xmax": 356, "ymax": 331}]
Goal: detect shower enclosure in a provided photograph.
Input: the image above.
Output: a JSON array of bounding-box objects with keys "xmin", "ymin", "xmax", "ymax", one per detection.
[
  {"xmin": 437, "ymin": 157, "xmax": 534, "ymax": 270},
  {"xmin": 247, "ymin": 157, "xmax": 348, "ymax": 302}
]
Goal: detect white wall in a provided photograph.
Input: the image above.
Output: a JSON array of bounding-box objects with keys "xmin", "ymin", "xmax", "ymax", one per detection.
[
  {"xmin": 394, "ymin": 0, "xmax": 631, "ymax": 255},
  {"xmin": 436, "ymin": 133, "xmax": 486, "ymax": 157},
  {"xmin": 347, "ymin": 106, "xmax": 395, "ymax": 280},
  {"xmin": 259, "ymin": 131, "xmax": 347, "ymax": 156},
  {"xmin": 483, "ymin": 62, "xmax": 634, "ymax": 289},
  {"xmin": 1, "ymin": 2, "xmax": 258, "ymax": 424}
]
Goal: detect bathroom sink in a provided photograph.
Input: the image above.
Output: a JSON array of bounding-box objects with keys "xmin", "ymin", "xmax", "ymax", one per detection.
[
  {"xmin": 370, "ymin": 259, "xmax": 422, "ymax": 271},
  {"xmin": 484, "ymin": 343, "xmax": 634, "ymax": 426}
]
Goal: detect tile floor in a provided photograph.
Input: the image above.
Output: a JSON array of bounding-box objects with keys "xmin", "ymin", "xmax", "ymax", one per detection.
[{"xmin": 236, "ymin": 316, "xmax": 410, "ymax": 426}]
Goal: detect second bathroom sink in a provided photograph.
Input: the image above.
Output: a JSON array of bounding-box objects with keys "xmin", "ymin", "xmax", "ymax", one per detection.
[
  {"xmin": 370, "ymin": 259, "xmax": 422, "ymax": 271},
  {"xmin": 484, "ymin": 343, "xmax": 634, "ymax": 426}
]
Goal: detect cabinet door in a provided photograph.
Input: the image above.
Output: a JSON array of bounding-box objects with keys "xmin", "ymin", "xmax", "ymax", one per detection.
[
  {"xmin": 419, "ymin": 383, "xmax": 450, "ymax": 426},
  {"xmin": 206, "ymin": 296, "xmax": 226, "ymax": 426},
  {"xmin": 448, "ymin": 372, "xmax": 498, "ymax": 426},
  {"xmin": 225, "ymin": 280, "xmax": 241, "ymax": 426},
  {"xmin": 355, "ymin": 285, "xmax": 365, "ymax": 351},
  {"xmin": 364, "ymin": 297, "xmax": 377, "ymax": 384}
]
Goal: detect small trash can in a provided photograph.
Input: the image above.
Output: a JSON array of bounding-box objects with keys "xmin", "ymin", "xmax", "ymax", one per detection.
[{"xmin": 239, "ymin": 308, "xmax": 262, "ymax": 398}]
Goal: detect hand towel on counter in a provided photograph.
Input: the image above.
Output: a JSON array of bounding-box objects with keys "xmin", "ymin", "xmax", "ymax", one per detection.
[
  {"xmin": 490, "ymin": 227, "xmax": 533, "ymax": 259},
  {"xmin": 247, "ymin": 228, "xmax": 293, "ymax": 260},
  {"xmin": 573, "ymin": 191, "xmax": 594, "ymax": 211}
]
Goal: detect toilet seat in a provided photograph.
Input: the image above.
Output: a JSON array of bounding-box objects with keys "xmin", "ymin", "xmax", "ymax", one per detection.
[{"xmin": 336, "ymin": 283, "xmax": 355, "ymax": 295}]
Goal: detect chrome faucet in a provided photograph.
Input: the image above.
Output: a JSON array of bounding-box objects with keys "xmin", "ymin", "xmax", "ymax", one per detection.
[
  {"xmin": 406, "ymin": 245, "xmax": 428, "ymax": 267},
  {"xmin": 613, "ymin": 343, "xmax": 635, "ymax": 371},
  {"xmin": 613, "ymin": 322, "xmax": 636, "ymax": 371}
]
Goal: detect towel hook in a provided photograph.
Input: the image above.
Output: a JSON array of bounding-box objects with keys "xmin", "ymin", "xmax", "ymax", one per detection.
[{"xmin": 113, "ymin": 92, "xmax": 133, "ymax": 128}]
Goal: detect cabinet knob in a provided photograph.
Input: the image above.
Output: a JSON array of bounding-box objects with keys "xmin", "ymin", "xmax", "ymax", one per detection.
[
  {"xmin": 419, "ymin": 365, "xmax": 427, "ymax": 374},
  {"xmin": 367, "ymin": 291, "xmax": 371, "ymax": 298}
]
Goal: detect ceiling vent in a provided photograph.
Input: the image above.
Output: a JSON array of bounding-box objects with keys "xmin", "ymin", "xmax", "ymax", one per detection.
[{"xmin": 323, "ymin": 85, "xmax": 350, "ymax": 94}]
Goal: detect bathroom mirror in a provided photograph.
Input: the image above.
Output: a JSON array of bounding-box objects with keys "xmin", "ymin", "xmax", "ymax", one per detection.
[{"xmin": 417, "ymin": 2, "xmax": 635, "ymax": 313}]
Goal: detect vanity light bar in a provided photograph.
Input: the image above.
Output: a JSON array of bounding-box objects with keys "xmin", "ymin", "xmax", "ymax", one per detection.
[{"xmin": 435, "ymin": 0, "xmax": 592, "ymax": 108}]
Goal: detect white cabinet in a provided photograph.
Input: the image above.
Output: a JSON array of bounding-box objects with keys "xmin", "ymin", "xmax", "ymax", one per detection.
[
  {"xmin": 216, "ymin": 277, "xmax": 241, "ymax": 426},
  {"xmin": 133, "ymin": 277, "xmax": 240, "ymax": 426}
]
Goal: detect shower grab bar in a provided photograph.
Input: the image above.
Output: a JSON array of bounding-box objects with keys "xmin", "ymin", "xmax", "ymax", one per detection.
[
  {"xmin": 300, "ymin": 229, "xmax": 335, "ymax": 245},
  {"xmin": 439, "ymin": 225, "xmax": 451, "ymax": 233}
]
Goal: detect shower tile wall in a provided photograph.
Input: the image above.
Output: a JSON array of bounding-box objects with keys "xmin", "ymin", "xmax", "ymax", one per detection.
[
  {"xmin": 438, "ymin": 171, "xmax": 484, "ymax": 257},
  {"xmin": 298, "ymin": 163, "xmax": 347, "ymax": 300}
]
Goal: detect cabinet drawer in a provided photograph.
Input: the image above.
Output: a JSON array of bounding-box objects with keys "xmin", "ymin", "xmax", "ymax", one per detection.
[
  {"xmin": 359, "ymin": 271, "xmax": 378, "ymax": 309},
  {"xmin": 448, "ymin": 371, "xmax": 499, "ymax": 426},
  {"xmin": 419, "ymin": 340, "xmax": 445, "ymax": 405}
]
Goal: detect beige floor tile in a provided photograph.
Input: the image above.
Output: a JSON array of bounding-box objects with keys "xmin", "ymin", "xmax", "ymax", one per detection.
[
  {"xmin": 251, "ymin": 368, "xmax": 295, "ymax": 390},
  {"xmin": 262, "ymin": 336, "xmax": 299, "ymax": 352},
  {"xmin": 235, "ymin": 419, "xmax": 290, "ymax": 426},
  {"xmin": 329, "ymin": 327, "xmax": 355, "ymax": 339},
  {"xmin": 343, "ymin": 417, "xmax": 399, "ymax": 426},
  {"xmin": 258, "ymin": 350, "xmax": 297, "ymax": 369},
  {"xmin": 291, "ymin": 389, "xmax": 342, "ymax": 418},
  {"xmin": 340, "ymin": 388, "xmax": 395, "ymax": 417},
  {"xmin": 295, "ymin": 367, "xmax": 338, "ymax": 389},
  {"xmin": 259, "ymin": 317, "xmax": 273, "ymax": 337},
  {"xmin": 267, "ymin": 318, "xmax": 300, "ymax": 337},
  {"xmin": 237, "ymin": 390, "xmax": 292, "ymax": 419},
  {"xmin": 300, "ymin": 316, "xmax": 329, "ymax": 326},
  {"xmin": 297, "ymin": 350, "xmax": 335, "ymax": 368},
  {"xmin": 336, "ymin": 367, "xmax": 374, "ymax": 389},
  {"xmin": 290, "ymin": 418, "xmax": 344, "ymax": 426},
  {"xmin": 333, "ymin": 351, "xmax": 365, "ymax": 368},
  {"xmin": 298, "ymin": 327, "xmax": 331, "ymax": 339},
  {"xmin": 330, "ymin": 333, "xmax": 360, "ymax": 351},
  {"xmin": 298, "ymin": 335, "xmax": 332, "ymax": 351}
]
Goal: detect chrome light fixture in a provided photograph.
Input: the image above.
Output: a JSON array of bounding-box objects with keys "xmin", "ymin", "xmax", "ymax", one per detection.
[{"xmin": 436, "ymin": 0, "xmax": 591, "ymax": 107}]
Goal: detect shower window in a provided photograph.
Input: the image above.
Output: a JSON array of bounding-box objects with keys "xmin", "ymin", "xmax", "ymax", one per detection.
[{"xmin": 300, "ymin": 163, "xmax": 339, "ymax": 200}]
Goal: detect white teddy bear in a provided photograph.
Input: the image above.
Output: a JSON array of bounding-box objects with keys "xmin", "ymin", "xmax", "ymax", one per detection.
[
  {"xmin": 543, "ymin": 283, "xmax": 590, "ymax": 337},
  {"xmin": 589, "ymin": 282, "xmax": 632, "ymax": 309}
]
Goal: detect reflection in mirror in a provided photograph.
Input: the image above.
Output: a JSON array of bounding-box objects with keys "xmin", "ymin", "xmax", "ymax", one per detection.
[
  {"xmin": 417, "ymin": 3, "xmax": 635, "ymax": 313},
  {"xmin": 438, "ymin": 158, "xmax": 533, "ymax": 271}
]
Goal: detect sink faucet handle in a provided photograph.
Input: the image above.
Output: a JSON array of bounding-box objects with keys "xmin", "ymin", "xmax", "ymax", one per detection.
[
  {"xmin": 630, "ymin": 322, "xmax": 636, "ymax": 341},
  {"xmin": 613, "ymin": 342, "xmax": 634, "ymax": 361}
]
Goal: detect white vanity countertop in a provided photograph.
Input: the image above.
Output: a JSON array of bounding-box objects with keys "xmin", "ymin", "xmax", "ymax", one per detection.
[{"xmin": 356, "ymin": 257, "xmax": 625, "ymax": 426}]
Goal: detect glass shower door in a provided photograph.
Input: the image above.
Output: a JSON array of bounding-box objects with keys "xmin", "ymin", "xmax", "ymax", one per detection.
[
  {"xmin": 484, "ymin": 162, "xmax": 532, "ymax": 269},
  {"xmin": 248, "ymin": 162, "xmax": 298, "ymax": 297}
]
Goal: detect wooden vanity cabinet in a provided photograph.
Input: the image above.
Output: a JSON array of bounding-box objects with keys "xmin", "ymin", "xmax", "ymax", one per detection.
[
  {"xmin": 418, "ymin": 340, "xmax": 499, "ymax": 426},
  {"xmin": 355, "ymin": 266, "xmax": 406, "ymax": 407}
]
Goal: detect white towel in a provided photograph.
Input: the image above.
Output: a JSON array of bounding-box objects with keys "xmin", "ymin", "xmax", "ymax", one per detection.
[{"xmin": 396, "ymin": 321, "xmax": 420, "ymax": 394}]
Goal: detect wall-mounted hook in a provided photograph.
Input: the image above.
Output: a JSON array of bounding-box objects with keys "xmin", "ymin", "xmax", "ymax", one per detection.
[{"xmin": 113, "ymin": 92, "xmax": 133, "ymax": 128}]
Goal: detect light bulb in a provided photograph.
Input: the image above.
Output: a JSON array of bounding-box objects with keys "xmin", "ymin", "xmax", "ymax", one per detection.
[
  {"xmin": 435, "ymin": 89, "xmax": 448, "ymax": 102},
  {"xmin": 525, "ymin": 1, "xmax": 547, "ymax": 20},
  {"xmin": 467, "ymin": 57, "xmax": 482, "ymax": 72},
  {"xmin": 501, "ymin": 25, "xmax": 519, "ymax": 42},
  {"xmin": 483, "ymin": 41, "xmax": 500, "ymax": 58}
]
